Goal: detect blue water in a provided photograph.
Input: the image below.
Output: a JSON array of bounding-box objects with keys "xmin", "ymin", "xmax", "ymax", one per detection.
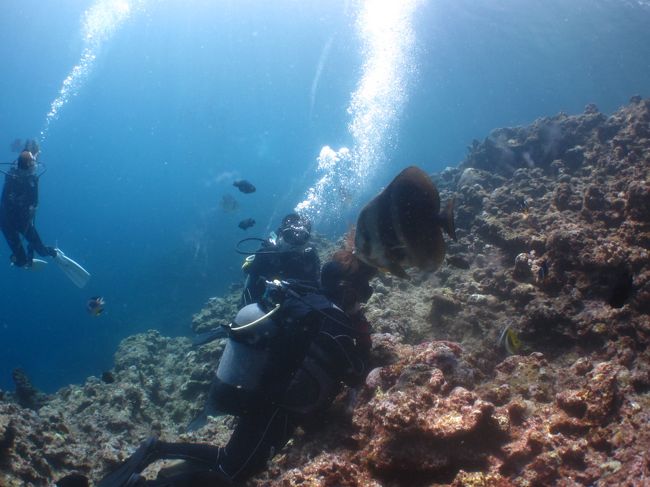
[{"xmin": 1, "ymin": 0, "xmax": 649, "ymax": 392}]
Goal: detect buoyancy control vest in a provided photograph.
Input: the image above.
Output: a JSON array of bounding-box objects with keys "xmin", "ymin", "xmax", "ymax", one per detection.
[
  {"xmin": 212, "ymin": 281, "xmax": 361, "ymax": 416},
  {"xmin": 0, "ymin": 167, "xmax": 39, "ymax": 224}
]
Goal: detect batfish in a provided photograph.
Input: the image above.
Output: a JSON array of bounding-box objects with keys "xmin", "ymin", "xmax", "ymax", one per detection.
[
  {"xmin": 233, "ymin": 179, "xmax": 256, "ymax": 194},
  {"xmin": 354, "ymin": 166, "xmax": 456, "ymax": 278},
  {"xmin": 238, "ymin": 217, "xmax": 256, "ymax": 230}
]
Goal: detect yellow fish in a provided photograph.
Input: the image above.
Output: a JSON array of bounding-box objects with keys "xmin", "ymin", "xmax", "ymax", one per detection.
[{"xmin": 499, "ymin": 325, "xmax": 522, "ymax": 355}]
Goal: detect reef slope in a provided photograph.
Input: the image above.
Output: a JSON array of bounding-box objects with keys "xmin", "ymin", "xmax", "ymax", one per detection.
[{"xmin": 1, "ymin": 98, "xmax": 649, "ymax": 486}]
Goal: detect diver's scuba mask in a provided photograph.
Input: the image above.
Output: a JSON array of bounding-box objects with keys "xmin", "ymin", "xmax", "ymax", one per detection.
[{"xmin": 280, "ymin": 223, "xmax": 310, "ymax": 246}]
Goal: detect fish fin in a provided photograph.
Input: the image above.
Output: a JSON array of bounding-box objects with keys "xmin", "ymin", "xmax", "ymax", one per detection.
[
  {"xmin": 387, "ymin": 262, "xmax": 410, "ymax": 279},
  {"xmin": 498, "ymin": 326, "xmax": 509, "ymax": 348},
  {"xmin": 96, "ymin": 437, "xmax": 158, "ymax": 487}
]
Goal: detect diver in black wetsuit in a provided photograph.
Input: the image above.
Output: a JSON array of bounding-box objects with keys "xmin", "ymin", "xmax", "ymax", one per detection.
[
  {"xmin": 78, "ymin": 250, "xmax": 376, "ymax": 487},
  {"xmin": 240, "ymin": 212, "xmax": 321, "ymax": 307},
  {"xmin": 187, "ymin": 213, "xmax": 323, "ymax": 427},
  {"xmin": 0, "ymin": 147, "xmax": 57, "ymax": 267}
]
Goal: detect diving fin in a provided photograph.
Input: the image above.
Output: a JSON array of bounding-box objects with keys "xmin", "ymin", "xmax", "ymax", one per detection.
[
  {"xmin": 187, "ymin": 382, "xmax": 224, "ymax": 432},
  {"xmin": 15, "ymin": 258, "xmax": 48, "ymax": 271},
  {"xmin": 54, "ymin": 248, "xmax": 91, "ymax": 288},
  {"xmin": 97, "ymin": 437, "xmax": 158, "ymax": 487},
  {"xmin": 55, "ymin": 473, "xmax": 89, "ymax": 487}
]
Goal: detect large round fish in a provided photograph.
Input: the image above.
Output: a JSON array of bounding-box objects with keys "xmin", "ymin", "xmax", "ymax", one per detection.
[{"xmin": 354, "ymin": 166, "xmax": 456, "ymax": 278}]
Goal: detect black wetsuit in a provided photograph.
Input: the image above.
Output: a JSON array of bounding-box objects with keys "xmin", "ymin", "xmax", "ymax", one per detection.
[
  {"xmin": 0, "ymin": 167, "xmax": 55, "ymax": 267},
  {"xmin": 241, "ymin": 239, "xmax": 321, "ymax": 306},
  {"xmin": 96, "ymin": 291, "xmax": 370, "ymax": 487}
]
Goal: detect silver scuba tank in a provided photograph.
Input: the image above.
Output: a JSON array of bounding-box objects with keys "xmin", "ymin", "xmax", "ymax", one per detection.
[{"xmin": 215, "ymin": 303, "xmax": 279, "ymax": 391}]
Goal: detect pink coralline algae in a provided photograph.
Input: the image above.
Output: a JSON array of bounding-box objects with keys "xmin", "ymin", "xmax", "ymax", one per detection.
[{"xmin": 2, "ymin": 99, "xmax": 650, "ymax": 487}]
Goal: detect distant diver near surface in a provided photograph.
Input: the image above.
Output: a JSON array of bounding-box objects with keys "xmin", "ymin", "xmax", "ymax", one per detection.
[
  {"xmin": 354, "ymin": 165, "xmax": 456, "ymax": 278},
  {"xmin": 233, "ymin": 179, "xmax": 256, "ymax": 194},
  {"xmin": 0, "ymin": 143, "xmax": 57, "ymax": 267},
  {"xmin": 0, "ymin": 139, "xmax": 90, "ymax": 287}
]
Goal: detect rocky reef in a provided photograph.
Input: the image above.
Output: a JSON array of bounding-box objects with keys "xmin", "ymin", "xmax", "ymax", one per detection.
[{"xmin": 1, "ymin": 97, "xmax": 649, "ymax": 486}]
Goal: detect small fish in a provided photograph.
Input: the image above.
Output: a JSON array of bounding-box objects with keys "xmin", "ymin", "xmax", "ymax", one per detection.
[
  {"xmin": 87, "ymin": 296, "xmax": 105, "ymax": 316},
  {"xmin": 515, "ymin": 197, "xmax": 529, "ymax": 213},
  {"xmin": 101, "ymin": 371, "xmax": 115, "ymax": 384},
  {"xmin": 220, "ymin": 194, "xmax": 240, "ymax": 213},
  {"xmin": 354, "ymin": 166, "xmax": 456, "ymax": 278},
  {"xmin": 233, "ymin": 179, "xmax": 256, "ymax": 194},
  {"xmin": 515, "ymin": 197, "xmax": 530, "ymax": 220},
  {"xmin": 498, "ymin": 324, "xmax": 522, "ymax": 355},
  {"xmin": 238, "ymin": 218, "xmax": 256, "ymax": 230}
]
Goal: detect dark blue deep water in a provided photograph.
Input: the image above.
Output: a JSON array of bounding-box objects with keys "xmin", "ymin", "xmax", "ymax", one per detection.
[{"xmin": 1, "ymin": 0, "xmax": 649, "ymax": 392}]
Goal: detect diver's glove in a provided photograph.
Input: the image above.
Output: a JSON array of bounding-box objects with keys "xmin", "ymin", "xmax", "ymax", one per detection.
[{"xmin": 97, "ymin": 437, "xmax": 159, "ymax": 487}]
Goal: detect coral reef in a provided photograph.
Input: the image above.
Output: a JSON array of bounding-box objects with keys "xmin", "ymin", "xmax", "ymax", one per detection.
[
  {"xmin": 10, "ymin": 368, "xmax": 49, "ymax": 410},
  {"xmin": 1, "ymin": 98, "xmax": 649, "ymax": 486}
]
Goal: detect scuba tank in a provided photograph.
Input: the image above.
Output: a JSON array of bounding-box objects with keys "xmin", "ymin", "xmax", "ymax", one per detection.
[
  {"xmin": 210, "ymin": 279, "xmax": 346, "ymax": 416},
  {"xmin": 215, "ymin": 302, "xmax": 280, "ymax": 392}
]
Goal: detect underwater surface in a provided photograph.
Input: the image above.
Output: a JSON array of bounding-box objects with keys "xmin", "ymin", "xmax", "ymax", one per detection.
[{"xmin": 0, "ymin": 0, "xmax": 649, "ymax": 394}]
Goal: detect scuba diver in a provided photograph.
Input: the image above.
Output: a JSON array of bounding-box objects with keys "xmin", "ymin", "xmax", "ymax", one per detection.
[
  {"xmin": 188, "ymin": 212, "xmax": 322, "ymax": 427},
  {"xmin": 0, "ymin": 141, "xmax": 90, "ymax": 287},
  {"xmin": 239, "ymin": 212, "xmax": 321, "ymax": 306},
  {"xmin": 0, "ymin": 142, "xmax": 57, "ymax": 267},
  {"xmin": 72, "ymin": 249, "xmax": 376, "ymax": 487}
]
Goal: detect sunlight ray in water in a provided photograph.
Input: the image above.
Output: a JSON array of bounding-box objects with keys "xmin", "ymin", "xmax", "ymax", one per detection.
[
  {"xmin": 309, "ymin": 35, "xmax": 335, "ymax": 121},
  {"xmin": 39, "ymin": 0, "xmax": 146, "ymax": 142},
  {"xmin": 296, "ymin": 0, "xmax": 422, "ymax": 224}
]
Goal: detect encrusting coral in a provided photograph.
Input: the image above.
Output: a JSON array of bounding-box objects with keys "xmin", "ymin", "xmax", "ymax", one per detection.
[{"xmin": 1, "ymin": 97, "xmax": 649, "ymax": 486}]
